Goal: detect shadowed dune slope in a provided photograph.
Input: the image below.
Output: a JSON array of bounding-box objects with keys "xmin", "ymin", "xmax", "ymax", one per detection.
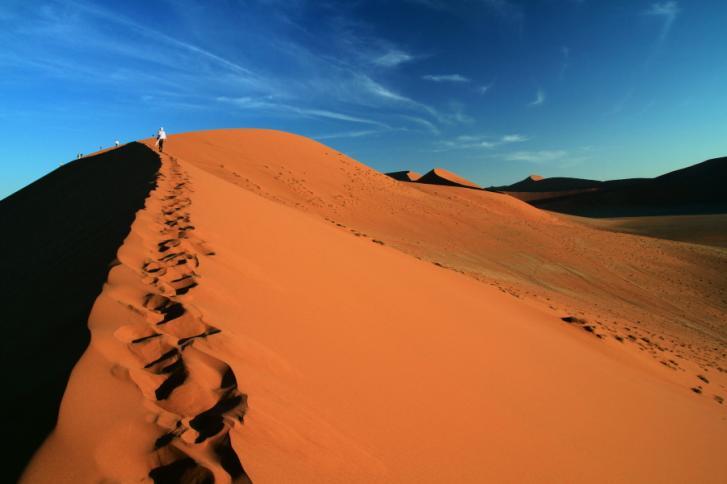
[
  {"xmin": 0, "ymin": 143, "xmax": 160, "ymax": 480},
  {"xmin": 385, "ymin": 170, "xmax": 422, "ymax": 182},
  {"xmin": 492, "ymin": 175, "xmax": 602, "ymax": 192},
  {"xmin": 491, "ymin": 176, "xmax": 649, "ymax": 203},
  {"xmin": 417, "ymin": 167, "xmax": 482, "ymax": 189},
  {"xmin": 532, "ymin": 157, "xmax": 727, "ymax": 216}
]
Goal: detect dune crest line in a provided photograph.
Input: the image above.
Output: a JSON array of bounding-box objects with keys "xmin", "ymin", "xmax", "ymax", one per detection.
[{"xmin": 112, "ymin": 154, "xmax": 252, "ymax": 483}]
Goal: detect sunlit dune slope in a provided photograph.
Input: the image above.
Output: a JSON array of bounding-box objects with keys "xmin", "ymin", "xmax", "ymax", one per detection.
[
  {"xmin": 24, "ymin": 134, "xmax": 727, "ymax": 483},
  {"xmin": 164, "ymin": 130, "xmax": 727, "ymax": 356}
]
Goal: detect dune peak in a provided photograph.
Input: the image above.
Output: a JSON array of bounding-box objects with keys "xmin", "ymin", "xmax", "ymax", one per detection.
[{"xmin": 417, "ymin": 167, "xmax": 482, "ymax": 189}]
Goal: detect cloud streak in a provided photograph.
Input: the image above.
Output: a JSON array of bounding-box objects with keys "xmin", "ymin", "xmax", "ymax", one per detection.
[
  {"xmin": 217, "ymin": 96, "xmax": 390, "ymax": 128},
  {"xmin": 373, "ymin": 50, "xmax": 414, "ymax": 67},
  {"xmin": 646, "ymin": 1, "xmax": 680, "ymax": 41},
  {"xmin": 314, "ymin": 129, "xmax": 381, "ymax": 140},
  {"xmin": 478, "ymin": 82, "xmax": 494, "ymax": 94},
  {"xmin": 505, "ymin": 150, "xmax": 567, "ymax": 163},
  {"xmin": 436, "ymin": 133, "xmax": 528, "ymax": 151},
  {"xmin": 422, "ymin": 74, "xmax": 471, "ymax": 83},
  {"xmin": 528, "ymin": 89, "xmax": 546, "ymax": 107}
]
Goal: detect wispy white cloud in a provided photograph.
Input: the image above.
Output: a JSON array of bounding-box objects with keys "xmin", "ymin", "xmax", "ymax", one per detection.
[
  {"xmin": 314, "ymin": 129, "xmax": 381, "ymax": 140},
  {"xmin": 373, "ymin": 50, "xmax": 414, "ymax": 67},
  {"xmin": 67, "ymin": 0, "xmax": 265, "ymax": 89},
  {"xmin": 505, "ymin": 150, "xmax": 567, "ymax": 163},
  {"xmin": 441, "ymin": 101, "xmax": 475, "ymax": 124},
  {"xmin": 422, "ymin": 74, "xmax": 471, "ymax": 83},
  {"xmin": 502, "ymin": 134, "xmax": 527, "ymax": 143},
  {"xmin": 398, "ymin": 115, "xmax": 441, "ymax": 135},
  {"xmin": 477, "ymin": 82, "xmax": 494, "ymax": 94},
  {"xmin": 217, "ymin": 96, "xmax": 390, "ymax": 128},
  {"xmin": 646, "ymin": 1, "xmax": 680, "ymax": 41},
  {"xmin": 436, "ymin": 133, "xmax": 528, "ymax": 151},
  {"xmin": 528, "ymin": 88, "xmax": 546, "ymax": 107},
  {"xmin": 6, "ymin": 0, "xmax": 449, "ymax": 136},
  {"xmin": 353, "ymin": 75, "xmax": 455, "ymax": 125}
]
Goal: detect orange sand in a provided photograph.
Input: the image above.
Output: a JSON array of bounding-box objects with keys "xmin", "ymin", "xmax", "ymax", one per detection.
[{"xmin": 23, "ymin": 129, "xmax": 727, "ymax": 483}]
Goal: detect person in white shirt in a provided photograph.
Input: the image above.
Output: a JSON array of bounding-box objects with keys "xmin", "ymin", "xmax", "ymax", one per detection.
[
  {"xmin": 156, "ymin": 127, "xmax": 167, "ymax": 152},
  {"xmin": 115, "ymin": 140, "xmax": 120, "ymax": 147}
]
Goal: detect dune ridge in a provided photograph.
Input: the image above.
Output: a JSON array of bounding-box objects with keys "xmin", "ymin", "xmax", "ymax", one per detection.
[
  {"xmin": 385, "ymin": 170, "xmax": 422, "ymax": 182},
  {"xmin": 0, "ymin": 143, "xmax": 160, "ymax": 481},
  {"xmin": 492, "ymin": 157, "xmax": 727, "ymax": 217},
  {"xmin": 20, "ymin": 130, "xmax": 727, "ymax": 482},
  {"xmin": 117, "ymin": 156, "xmax": 251, "ymax": 482},
  {"xmin": 22, "ymin": 150, "xmax": 250, "ymax": 483},
  {"xmin": 417, "ymin": 167, "xmax": 482, "ymax": 189}
]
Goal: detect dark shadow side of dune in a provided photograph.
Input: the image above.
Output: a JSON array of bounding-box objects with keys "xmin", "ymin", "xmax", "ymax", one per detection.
[
  {"xmin": 530, "ymin": 157, "xmax": 727, "ymax": 217},
  {"xmin": 0, "ymin": 142, "xmax": 160, "ymax": 480}
]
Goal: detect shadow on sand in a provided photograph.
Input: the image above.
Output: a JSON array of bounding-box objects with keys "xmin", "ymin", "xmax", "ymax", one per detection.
[{"xmin": 0, "ymin": 142, "xmax": 160, "ymax": 480}]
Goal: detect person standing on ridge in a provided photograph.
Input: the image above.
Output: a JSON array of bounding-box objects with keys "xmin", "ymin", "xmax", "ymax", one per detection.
[
  {"xmin": 156, "ymin": 127, "xmax": 167, "ymax": 152},
  {"xmin": 115, "ymin": 140, "xmax": 120, "ymax": 147}
]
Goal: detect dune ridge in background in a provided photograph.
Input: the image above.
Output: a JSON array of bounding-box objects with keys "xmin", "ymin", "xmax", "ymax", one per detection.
[
  {"xmin": 19, "ymin": 130, "xmax": 727, "ymax": 482},
  {"xmin": 0, "ymin": 143, "xmax": 160, "ymax": 480},
  {"xmin": 492, "ymin": 157, "xmax": 727, "ymax": 216},
  {"xmin": 490, "ymin": 158, "xmax": 727, "ymax": 246},
  {"xmin": 417, "ymin": 167, "xmax": 482, "ymax": 189},
  {"xmin": 385, "ymin": 170, "xmax": 422, "ymax": 182}
]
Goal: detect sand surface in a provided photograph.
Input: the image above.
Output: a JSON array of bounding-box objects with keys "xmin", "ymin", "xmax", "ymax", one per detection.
[
  {"xmin": 22, "ymin": 129, "xmax": 727, "ymax": 482},
  {"xmin": 566, "ymin": 213, "xmax": 727, "ymax": 248}
]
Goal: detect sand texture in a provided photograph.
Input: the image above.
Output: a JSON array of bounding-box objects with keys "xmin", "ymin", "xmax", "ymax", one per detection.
[{"xmin": 18, "ymin": 129, "xmax": 727, "ymax": 483}]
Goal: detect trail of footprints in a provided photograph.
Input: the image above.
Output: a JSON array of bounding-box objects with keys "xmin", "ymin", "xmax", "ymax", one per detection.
[{"xmin": 114, "ymin": 157, "xmax": 252, "ymax": 483}]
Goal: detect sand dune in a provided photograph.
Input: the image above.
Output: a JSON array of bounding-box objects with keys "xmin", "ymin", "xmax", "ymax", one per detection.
[
  {"xmin": 492, "ymin": 174, "xmax": 601, "ymax": 192},
  {"xmin": 18, "ymin": 129, "xmax": 727, "ymax": 482},
  {"xmin": 490, "ymin": 175, "xmax": 647, "ymax": 204},
  {"xmin": 161, "ymin": 131, "xmax": 726, "ymax": 353},
  {"xmin": 500, "ymin": 157, "xmax": 727, "ymax": 217},
  {"xmin": 385, "ymin": 170, "xmax": 422, "ymax": 182},
  {"xmin": 417, "ymin": 167, "xmax": 482, "ymax": 189}
]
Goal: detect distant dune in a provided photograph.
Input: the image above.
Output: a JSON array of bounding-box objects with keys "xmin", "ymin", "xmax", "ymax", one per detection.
[
  {"xmin": 493, "ymin": 157, "xmax": 727, "ymax": 217},
  {"xmin": 490, "ymin": 175, "xmax": 651, "ymax": 203},
  {"xmin": 385, "ymin": 170, "xmax": 422, "ymax": 182},
  {"xmin": 491, "ymin": 174, "xmax": 602, "ymax": 193},
  {"xmin": 417, "ymin": 167, "xmax": 482, "ymax": 189},
  {"xmin": 17, "ymin": 130, "xmax": 727, "ymax": 483},
  {"xmin": 538, "ymin": 156, "xmax": 727, "ymax": 216}
]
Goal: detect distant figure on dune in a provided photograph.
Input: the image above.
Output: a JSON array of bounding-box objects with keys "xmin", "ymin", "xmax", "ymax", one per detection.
[
  {"xmin": 156, "ymin": 127, "xmax": 167, "ymax": 152},
  {"xmin": 115, "ymin": 140, "xmax": 120, "ymax": 147}
]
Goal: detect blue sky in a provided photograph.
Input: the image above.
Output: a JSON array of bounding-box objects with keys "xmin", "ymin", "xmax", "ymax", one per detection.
[{"xmin": 1, "ymin": 0, "xmax": 726, "ymax": 198}]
